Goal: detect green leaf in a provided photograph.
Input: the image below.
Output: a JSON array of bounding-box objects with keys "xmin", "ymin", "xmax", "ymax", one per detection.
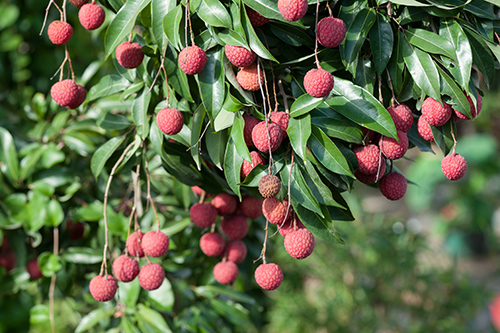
[
  {"xmin": 0, "ymin": 127, "xmax": 19, "ymax": 183},
  {"xmin": 194, "ymin": 285, "xmax": 256, "ymax": 304},
  {"xmin": 152, "ymin": 0, "xmax": 176, "ymax": 51},
  {"xmin": 197, "ymin": 47, "xmax": 225, "ymax": 120},
  {"xmin": 191, "ymin": 0, "xmax": 232, "ymax": 28},
  {"xmin": 121, "ymin": 317, "xmax": 140, "ymax": 333},
  {"xmin": 218, "ymin": 28, "xmax": 248, "ymax": 47},
  {"xmin": 75, "ymin": 308, "xmax": 114, "ymax": 333},
  {"xmin": 30, "ymin": 305, "xmax": 50, "ymax": 325},
  {"xmin": 298, "ymin": 159, "xmax": 343, "ymax": 208},
  {"xmin": 406, "ymin": 28, "xmax": 456, "ymax": 61},
  {"xmin": 290, "ymin": 94, "xmax": 323, "ymax": 118},
  {"xmin": 190, "ymin": 106, "xmax": 206, "ymax": 170},
  {"xmin": 431, "ymin": 119, "xmax": 456, "ymax": 155},
  {"xmin": 437, "ymin": 67, "xmax": 471, "ymax": 119},
  {"xmin": 38, "ymin": 252, "xmax": 62, "ymax": 277},
  {"xmin": 390, "ymin": 0, "xmax": 430, "ymax": 5},
  {"xmin": 136, "ymin": 304, "xmax": 172, "ymax": 333},
  {"xmin": 465, "ymin": 0, "xmax": 497, "ymax": 20},
  {"xmin": 132, "ymin": 89, "xmax": 152, "ymax": 139},
  {"xmin": 353, "ymin": 57, "xmax": 376, "ymax": 94},
  {"xmin": 463, "ymin": 27, "xmax": 495, "ymax": 89},
  {"xmin": 118, "ymin": 279, "xmax": 141, "ymax": 308},
  {"xmin": 269, "ymin": 21, "xmax": 314, "ymax": 47},
  {"xmin": 104, "ymin": 0, "xmax": 152, "ymax": 59},
  {"xmin": 243, "ymin": 0, "xmax": 303, "ymax": 25},
  {"xmin": 46, "ymin": 200, "xmax": 64, "ymax": 227},
  {"xmin": 241, "ymin": 5, "xmax": 278, "ymax": 62},
  {"xmin": 230, "ymin": 112, "xmax": 251, "ymax": 162},
  {"xmin": 287, "ymin": 114, "xmax": 311, "ymax": 162},
  {"xmin": 19, "ymin": 146, "xmax": 44, "ymax": 181},
  {"xmin": 369, "ymin": 13, "xmax": 393, "ymax": 76},
  {"xmin": 206, "ymin": 129, "xmax": 228, "ymax": 169},
  {"xmin": 165, "ymin": 44, "xmax": 193, "ymax": 102},
  {"xmin": 86, "ymin": 75, "xmax": 130, "ymax": 102},
  {"xmin": 407, "ymin": 123, "xmax": 434, "ymax": 153},
  {"xmin": 387, "ymin": 30, "xmax": 405, "ymax": 95},
  {"xmin": 90, "ymin": 136, "xmax": 126, "ymax": 179},
  {"xmin": 147, "ymin": 278, "xmax": 175, "ymax": 312},
  {"xmin": 61, "ymin": 247, "xmax": 103, "ymax": 264},
  {"xmin": 163, "ymin": 5, "xmax": 184, "ymax": 50},
  {"xmin": 223, "ymin": 138, "xmax": 243, "ymax": 199},
  {"xmin": 215, "ymin": 108, "xmax": 236, "ymax": 132},
  {"xmin": 98, "ymin": 112, "xmax": 132, "ymax": 130}
]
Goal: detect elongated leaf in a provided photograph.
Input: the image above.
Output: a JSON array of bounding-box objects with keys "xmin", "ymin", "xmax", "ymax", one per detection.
[
  {"xmin": 90, "ymin": 136, "xmax": 126, "ymax": 179},
  {"xmin": 308, "ymin": 126, "xmax": 353, "ymax": 177},
  {"xmin": 465, "ymin": 0, "xmax": 497, "ymax": 20},
  {"xmin": 290, "ymin": 94, "xmax": 323, "ymax": 118},
  {"xmin": 224, "ymin": 138, "xmax": 243, "ymax": 199},
  {"xmin": 340, "ymin": 8, "xmax": 376, "ymax": 71},
  {"xmin": 241, "ymin": 5, "xmax": 278, "ymax": 62},
  {"xmin": 86, "ymin": 75, "xmax": 130, "ymax": 102},
  {"xmin": 98, "ymin": 112, "xmax": 131, "ymax": 130},
  {"xmin": 463, "ymin": 27, "xmax": 495, "ymax": 89},
  {"xmin": 147, "ymin": 278, "xmax": 175, "ymax": 312},
  {"xmin": 19, "ymin": 146, "xmax": 44, "ymax": 181},
  {"xmin": 353, "ymin": 57, "xmax": 375, "ymax": 94},
  {"xmin": 206, "ymin": 129, "xmax": 228, "ymax": 169},
  {"xmin": 388, "ymin": 30, "xmax": 405, "ymax": 95},
  {"xmin": 230, "ymin": 112, "xmax": 252, "ymax": 162},
  {"xmin": 132, "ymin": 89, "xmax": 151, "ymax": 139},
  {"xmin": 152, "ymin": 0, "xmax": 175, "ymax": 51},
  {"xmin": 197, "ymin": 47, "xmax": 225, "ymax": 120},
  {"xmin": 390, "ymin": 0, "xmax": 430, "ymax": 5},
  {"xmin": 407, "ymin": 123, "xmax": 434, "ymax": 153},
  {"xmin": 75, "ymin": 309, "xmax": 114, "ymax": 333},
  {"xmin": 291, "ymin": 200, "xmax": 344, "ymax": 243},
  {"xmin": 163, "ymin": 5, "xmax": 184, "ymax": 50},
  {"xmin": 61, "ymin": 247, "xmax": 103, "ymax": 264},
  {"xmin": 191, "ymin": 0, "xmax": 232, "ymax": 28},
  {"xmin": 287, "ymin": 114, "xmax": 310, "ymax": 162},
  {"xmin": 46, "ymin": 200, "xmax": 64, "ymax": 227},
  {"xmin": 243, "ymin": 0, "xmax": 303, "ymax": 25},
  {"xmin": 136, "ymin": 305, "xmax": 172, "ymax": 333},
  {"xmin": 190, "ymin": 106, "xmax": 206, "ymax": 170},
  {"xmin": 369, "ymin": 13, "xmax": 393, "ymax": 76},
  {"xmin": 299, "ymin": 160, "xmax": 343, "ymax": 208},
  {"xmin": 165, "ymin": 44, "xmax": 193, "ymax": 102},
  {"xmin": 269, "ymin": 21, "xmax": 314, "ymax": 47},
  {"xmin": 437, "ymin": 67, "xmax": 471, "ymax": 118},
  {"xmin": 431, "ymin": 119, "xmax": 456, "ymax": 155},
  {"xmin": 406, "ymin": 28, "xmax": 456, "ymax": 61}
]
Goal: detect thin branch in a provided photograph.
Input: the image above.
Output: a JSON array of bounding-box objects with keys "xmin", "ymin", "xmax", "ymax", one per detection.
[
  {"xmin": 49, "ymin": 227, "xmax": 59, "ymax": 333},
  {"xmin": 314, "ymin": 0, "xmax": 321, "ymax": 68},
  {"xmin": 450, "ymin": 121, "xmax": 457, "ymax": 154},
  {"xmin": 144, "ymin": 145, "xmax": 161, "ymax": 232}
]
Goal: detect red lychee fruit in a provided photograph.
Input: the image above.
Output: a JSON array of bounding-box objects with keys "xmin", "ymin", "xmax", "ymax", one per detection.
[
  {"xmin": 156, "ymin": 108, "xmax": 183, "ymax": 135},
  {"xmin": 379, "ymin": 130, "xmax": 409, "ymax": 160},
  {"xmin": 239, "ymin": 196, "xmax": 264, "ymax": 219},
  {"xmin": 387, "ymin": 104, "xmax": 413, "ymax": 132},
  {"xmin": 27, "ymin": 258, "xmax": 43, "ymax": 280},
  {"xmin": 51, "ymin": 79, "xmax": 79, "ymax": 108},
  {"xmin": 417, "ymin": 116, "xmax": 434, "ymax": 142},
  {"xmin": 355, "ymin": 159, "xmax": 386, "ymax": 185},
  {"xmin": 421, "ymin": 97, "xmax": 452, "ymax": 127},
  {"xmin": 116, "ymin": 41, "xmax": 144, "ymax": 69},
  {"xmin": 361, "ymin": 126, "xmax": 376, "ymax": 143},
  {"xmin": 79, "ymin": 2, "xmax": 105, "ymax": 30},
  {"xmin": 236, "ymin": 64, "xmax": 265, "ymax": 91},
  {"xmin": 243, "ymin": 115, "xmax": 260, "ymax": 146},
  {"xmin": 441, "ymin": 153, "xmax": 467, "ymax": 181},
  {"xmin": 284, "ymin": 228, "xmax": 315, "ymax": 259},
  {"xmin": 225, "ymin": 44, "xmax": 256, "ymax": 67},
  {"xmin": 138, "ymin": 263, "xmax": 165, "ymax": 291},
  {"xmin": 258, "ymin": 174, "xmax": 281, "ymax": 198},
  {"xmin": 48, "ymin": 20, "xmax": 73, "ymax": 45},
  {"xmin": 255, "ymin": 263, "xmax": 283, "ymax": 290},
  {"xmin": 262, "ymin": 197, "xmax": 289, "ymax": 225},
  {"xmin": 112, "ymin": 254, "xmax": 139, "ymax": 282},
  {"xmin": 221, "ymin": 215, "xmax": 249, "ymax": 240},
  {"xmin": 454, "ymin": 94, "xmax": 482, "ymax": 120},
  {"xmin": 178, "ymin": 45, "xmax": 207, "ymax": 75},
  {"xmin": 190, "ymin": 202, "xmax": 218, "ymax": 228},
  {"xmin": 0, "ymin": 252, "xmax": 16, "ymax": 272},
  {"xmin": 191, "ymin": 186, "xmax": 213, "ymax": 198},
  {"xmin": 241, "ymin": 151, "xmax": 266, "ymax": 178},
  {"xmin": 252, "ymin": 121, "xmax": 284, "ymax": 153},
  {"xmin": 89, "ymin": 274, "xmax": 117, "ymax": 302},
  {"xmin": 213, "ymin": 261, "xmax": 239, "ymax": 285},
  {"xmin": 65, "ymin": 83, "xmax": 87, "ymax": 109},
  {"xmin": 142, "ymin": 231, "xmax": 169, "ymax": 257},
  {"xmin": 317, "ymin": 17, "xmax": 346, "ymax": 48},
  {"xmin": 69, "ymin": 0, "xmax": 88, "ymax": 7},
  {"xmin": 211, "ymin": 193, "xmax": 238, "ymax": 216},
  {"xmin": 304, "ymin": 68, "xmax": 334, "ymax": 98},
  {"xmin": 270, "ymin": 111, "xmax": 290, "ymax": 138},
  {"xmin": 278, "ymin": 218, "xmax": 306, "ymax": 237},
  {"xmin": 278, "ymin": 0, "xmax": 308, "ymax": 21},
  {"xmin": 126, "ymin": 231, "xmax": 144, "ymax": 258},
  {"xmin": 379, "ymin": 171, "xmax": 407, "ymax": 200},
  {"xmin": 246, "ymin": 6, "xmax": 269, "ymax": 27},
  {"xmin": 200, "ymin": 232, "xmax": 225, "ymax": 257},
  {"xmin": 224, "ymin": 240, "xmax": 247, "ymax": 264},
  {"xmin": 490, "ymin": 294, "xmax": 500, "ymax": 332},
  {"xmin": 353, "ymin": 144, "xmax": 381, "ymax": 175},
  {"xmin": 66, "ymin": 220, "xmax": 85, "ymax": 240}
]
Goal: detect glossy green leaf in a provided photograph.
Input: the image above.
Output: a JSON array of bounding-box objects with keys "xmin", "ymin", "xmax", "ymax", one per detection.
[
  {"xmin": 45, "ymin": 200, "xmax": 64, "ymax": 227},
  {"xmin": 230, "ymin": 112, "xmax": 252, "ymax": 162},
  {"xmin": 243, "ymin": 0, "xmax": 303, "ymax": 25},
  {"xmin": 191, "ymin": 0, "xmax": 232, "ymax": 28},
  {"xmin": 197, "ymin": 47, "xmax": 225, "ymax": 120},
  {"xmin": 407, "ymin": 123, "xmax": 434, "ymax": 153},
  {"xmin": 465, "ymin": 0, "xmax": 497, "ymax": 20},
  {"xmin": 147, "ymin": 278, "xmax": 175, "ymax": 312},
  {"xmin": 206, "ymin": 128, "xmax": 228, "ymax": 169},
  {"xmin": 215, "ymin": 108, "xmax": 236, "ymax": 131},
  {"xmin": 136, "ymin": 304, "xmax": 172, "ymax": 333},
  {"xmin": 340, "ymin": 8, "xmax": 376, "ymax": 70},
  {"xmin": 90, "ymin": 136, "xmax": 126, "ymax": 179},
  {"xmin": 431, "ymin": 119, "xmax": 456, "ymax": 155},
  {"xmin": 241, "ymin": 5, "xmax": 278, "ymax": 62},
  {"xmin": 298, "ymin": 159, "xmax": 343, "ymax": 208},
  {"xmin": 269, "ymin": 21, "xmax": 314, "ymax": 47},
  {"xmin": 118, "ymin": 279, "xmax": 141, "ymax": 308},
  {"xmin": 353, "ymin": 57, "xmax": 375, "ymax": 94},
  {"xmin": 29, "ymin": 305, "xmax": 50, "ymax": 325},
  {"xmin": 290, "ymin": 94, "xmax": 323, "ymax": 118},
  {"xmin": 224, "ymin": 138, "xmax": 243, "ymax": 199},
  {"xmin": 438, "ymin": 67, "xmax": 471, "ymax": 119},
  {"xmin": 61, "ymin": 247, "xmax": 103, "ymax": 264},
  {"xmin": 165, "ymin": 44, "xmax": 193, "ymax": 102},
  {"xmin": 387, "ymin": 30, "xmax": 405, "ymax": 95},
  {"xmin": 190, "ymin": 106, "xmax": 206, "ymax": 170},
  {"xmin": 86, "ymin": 75, "xmax": 130, "ymax": 102},
  {"xmin": 163, "ymin": 5, "xmax": 184, "ymax": 50},
  {"xmin": 287, "ymin": 114, "xmax": 311, "ymax": 162},
  {"xmin": 0, "ymin": 127, "xmax": 19, "ymax": 183},
  {"xmin": 463, "ymin": 27, "xmax": 495, "ymax": 89},
  {"xmin": 98, "ymin": 112, "xmax": 132, "ymax": 130},
  {"xmin": 75, "ymin": 308, "xmax": 114, "ymax": 333},
  {"xmin": 132, "ymin": 89, "xmax": 152, "ymax": 139},
  {"xmin": 406, "ymin": 28, "xmax": 456, "ymax": 60},
  {"xmin": 152, "ymin": 0, "xmax": 175, "ymax": 50},
  {"xmin": 19, "ymin": 146, "xmax": 44, "ymax": 181},
  {"xmin": 38, "ymin": 252, "xmax": 62, "ymax": 277},
  {"xmin": 369, "ymin": 13, "xmax": 393, "ymax": 76}
]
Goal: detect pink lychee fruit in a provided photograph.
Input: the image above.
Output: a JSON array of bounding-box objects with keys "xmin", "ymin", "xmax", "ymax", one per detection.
[
  {"xmin": 213, "ymin": 261, "xmax": 239, "ymax": 285},
  {"xmin": 417, "ymin": 116, "xmax": 434, "ymax": 142},
  {"xmin": 225, "ymin": 44, "xmax": 257, "ymax": 67},
  {"xmin": 112, "ymin": 255, "xmax": 139, "ymax": 282},
  {"xmin": 421, "ymin": 97, "xmax": 452, "ymax": 127},
  {"xmin": 211, "ymin": 193, "xmax": 238, "ymax": 216},
  {"xmin": 190, "ymin": 202, "xmax": 218, "ymax": 228},
  {"xmin": 239, "ymin": 196, "xmax": 264, "ymax": 219},
  {"xmin": 138, "ymin": 263, "xmax": 165, "ymax": 291},
  {"xmin": 284, "ymin": 228, "xmax": 315, "ymax": 259},
  {"xmin": 441, "ymin": 153, "xmax": 467, "ymax": 181},
  {"xmin": 262, "ymin": 197, "xmax": 289, "ymax": 225},
  {"xmin": 65, "ymin": 83, "xmax": 86, "ymax": 109},
  {"xmin": 278, "ymin": 0, "xmax": 308, "ymax": 22},
  {"xmin": 270, "ymin": 111, "xmax": 290, "ymax": 138},
  {"xmin": 27, "ymin": 258, "xmax": 43, "ymax": 280},
  {"xmin": 304, "ymin": 68, "xmax": 334, "ymax": 98},
  {"xmin": 453, "ymin": 94, "xmax": 482, "ymax": 120},
  {"xmin": 142, "ymin": 231, "xmax": 169, "ymax": 257},
  {"xmin": 243, "ymin": 115, "xmax": 260, "ymax": 146},
  {"xmin": 221, "ymin": 215, "xmax": 249, "ymax": 240},
  {"xmin": 47, "ymin": 20, "xmax": 73, "ymax": 45},
  {"xmin": 224, "ymin": 240, "xmax": 248, "ymax": 264},
  {"xmin": 252, "ymin": 121, "xmax": 284, "ymax": 153},
  {"xmin": 178, "ymin": 45, "xmax": 207, "ymax": 75},
  {"xmin": 236, "ymin": 64, "xmax": 265, "ymax": 91},
  {"xmin": 200, "ymin": 232, "xmax": 226, "ymax": 257},
  {"xmin": 89, "ymin": 274, "xmax": 118, "ymax": 302},
  {"xmin": 156, "ymin": 108, "xmax": 184, "ymax": 135},
  {"xmin": 278, "ymin": 218, "xmax": 306, "ymax": 237},
  {"xmin": 116, "ymin": 41, "xmax": 144, "ymax": 69},
  {"xmin": 379, "ymin": 172, "xmax": 407, "ymax": 200},
  {"xmin": 255, "ymin": 263, "xmax": 283, "ymax": 290},
  {"xmin": 355, "ymin": 159, "xmax": 386, "ymax": 185},
  {"xmin": 379, "ymin": 130, "xmax": 409, "ymax": 160},
  {"xmin": 317, "ymin": 17, "xmax": 346, "ymax": 48},
  {"xmin": 126, "ymin": 231, "xmax": 144, "ymax": 258},
  {"xmin": 51, "ymin": 79, "xmax": 79, "ymax": 108},
  {"xmin": 241, "ymin": 151, "xmax": 266, "ymax": 178},
  {"xmin": 353, "ymin": 144, "xmax": 381, "ymax": 175},
  {"xmin": 78, "ymin": 2, "xmax": 105, "ymax": 30},
  {"xmin": 246, "ymin": 6, "xmax": 269, "ymax": 27},
  {"xmin": 387, "ymin": 104, "xmax": 413, "ymax": 132}
]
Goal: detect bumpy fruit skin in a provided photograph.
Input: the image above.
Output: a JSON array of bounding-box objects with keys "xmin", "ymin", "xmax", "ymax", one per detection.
[
  {"xmin": 441, "ymin": 153, "xmax": 467, "ymax": 181},
  {"xmin": 258, "ymin": 174, "xmax": 281, "ymax": 198},
  {"xmin": 48, "ymin": 21, "xmax": 73, "ymax": 45},
  {"xmin": 239, "ymin": 196, "xmax": 263, "ymax": 219},
  {"xmin": 211, "ymin": 193, "xmax": 238, "ymax": 216},
  {"xmin": 89, "ymin": 275, "xmax": 118, "ymax": 302},
  {"xmin": 112, "ymin": 255, "xmax": 139, "ymax": 282},
  {"xmin": 304, "ymin": 68, "xmax": 334, "ymax": 98},
  {"xmin": 241, "ymin": 151, "xmax": 266, "ymax": 178},
  {"xmin": 51, "ymin": 79, "xmax": 79, "ymax": 107},
  {"xmin": 279, "ymin": 218, "xmax": 306, "ymax": 237},
  {"xmin": 317, "ymin": 17, "xmax": 346, "ymax": 48},
  {"xmin": 284, "ymin": 228, "xmax": 315, "ymax": 259},
  {"xmin": 387, "ymin": 104, "xmax": 413, "ymax": 132},
  {"xmin": 225, "ymin": 44, "xmax": 256, "ymax": 67},
  {"xmin": 236, "ymin": 65, "xmax": 264, "ymax": 91},
  {"xmin": 246, "ymin": 6, "xmax": 269, "ymax": 27},
  {"xmin": 255, "ymin": 263, "xmax": 283, "ymax": 290},
  {"xmin": 243, "ymin": 115, "xmax": 260, "ymax": 146},
  {"xmin": 27, "ymin": 258, "xmax": 43, "ymax": 280},
  {"xmin": 454, "ymin": 94, "xmax": 482, "ymax": 120},
  {"xmin": 178, "ymin": 46, "xmax": 207, "ymax": 75},
  {"xmin": 221, "ymin": 215, "xmax": 249, "ymax": 240},
  {"xmin": 116, "ymin": 41, "xmax": 144, "ymax": 69},
  {"xmin": 353, "ymin": 144, "xmax": 381, "ymax": 175},
  {"xmin": 65, "ymin": 83, "xmax": 87, "ymax": 109},
  {"xmin": 79, "ymin": 2, "xmax": 105, "ymax": 30},
  {"xmin": 70, "ymin": 0, "xmax": 88, "ymax": 7},
  {"xmin": 213, "ymin": 261, "xmax": 239, "ymax": 285},
  {"xmin": 156, "ymin": 108, "xmax": 183, "ymax": 135},
  {"xmin": 126, "ymin": 231, "xmax": 144, "ymax": 258},
  {"xmin": 270, "ymin": 111, "xmax": 290, "ymax": 138},
  {"xmin": 278, "ymin": 0, "xmax": 308, "ymax": 21},
  {"xmin": 190, "ymin": 202, "xmax": 218, "ymax": 228},
  {"xmin": 252, "ymin": 121, "xmax": 284, "ymax": 153},
  {"xmin": 417, "ymin": 116, "xmax": 434, "ymax": 142},
  {"xmin": 379, "ymin": 130, "xmax": 409, "ymax": 160},
  {"xmin": 138, "ymin": 263, "xmax": 165, "ymax": 291},
  {"xmin": 200, "ymin": 233, "xmax": 225, "ymax": 257},
  {"xmin": 142, "ymin": 231, "xmax": 170, "ymax": 257},
  {"xmin": 263, "ymin": 197, "xmax": 289, "ymax": 225},
  {"xmin": 421, "ymin": 97, "xmax": 452, "ymax": 127},
  {"xmin": 224, "ymin": 240, "xmax": 248, "ymax": 264},
  {"xmin": 379, "ymin": 172, "xmax": 407, "ymax": 201},
  {"xmin": 355, "ymin": 159, "xmax": 386, "ymax": 185}
]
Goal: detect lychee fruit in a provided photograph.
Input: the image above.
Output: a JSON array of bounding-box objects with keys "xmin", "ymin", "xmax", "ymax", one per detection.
[
  {"xmin": 213, "ymin": 261, "xmax": 239, "ymax": 285},
  {"xmin": 317, "ymin": 17, "xmax": 347, "ymax": 48},
  {"xmin": 200, "ymin": 232, "xmax": 226, "ymax": 257},
  {"xmin": 284, "ymin": 228, "xmax": 315, "ymax": 259},
  {"xmin": 69, "ymin": 0, "xmax": 88, "ymax": 7},
  {"xmin": 270, "ymin": 111, "xmax": 290, "ymax": 137},
  {"xmin": 239, "ymin": 196, "xmax": 263, "ymax": 219},
  {"xmin": 112, "ymin": 255, "xmax": 139, "ymax": 282},
  {"xmin": 27, "ymin": 258, "xmax": 43, "ymax": 280},
  {"xmin": 178, "ymin": 45, "xmax": 207, "ymax": 75},
  {"xmin": 191, "ymin": 186, "xmax": 213, "ymax": 198},
  {"xmin": 278, "ymin": 218, "xmax": 306, "ymax": 237},
  {"xmin": 243, "ymin": 115, "xmax": 260, "ymax": 146},
  {"xmin": 379, "ymin": 130, "xmax": 409, "ymax": 160},
  {"xmin": 379, "ymin": 172, "xmax": 407, "ymax": 200},
  {"xmin": 89, "ymin": 274, "xmax": 117, "ymax": 302},
  {"xmin": 48, "ymin": 20, "xmax": 73, "ymax": 45},
  {"xmin": 258, "ymin": 174, "xmax": 281, "ymax": 198},
  {"xmin": 353, "ymin": 144, "xmax": 381, "ymax": 175},
  {"xmin": 421, "ymin": 97, "xmax": 452, "ymax": 127},
  {"xmin": 51, "ymin": 79, "xmax": 79, "ymax": 108},
  {"xmin": 304, "ymin": 68, "xmax": 334, "ymax": 98},
  {"xmin": 79, "ymin": 2, "xmax": 105, "ymax": 30},
  {"xmin": 417, "ymin": 116, "xmax": 434, "ymax": 142},
  {"xmin": 66, "ymin": 220, "xmax": 85, "ymax": 240},
  {"xmin": 190, "ymin": 202, "xmax": 218, "ymax": 228},
  {"xmin": 454, "ymin": 94, "xmax": 482, "ymax": 120},
  {"xmin": 224, "ymin": 240, "xmax": 247, "ymax": 264},
  {"xmin": 65, "ymin": 83, "xmax": 87, "ymax": 109},
  {"xmin": 211, "ymin": 193, "xmax": 238, "ymax": 216},
  {"xmin": 246, "ymin": 6, "xmax": 269, "ymax": 27},
  {"xmin": 225, "ymin": 44, "xmax": 256, "ymax": 67},
  {"xmin": 361, "ymin": 126, "xmax": 376, "ymax": 143},
  {"xmin": 138, "ymin": 263, "xmax": 165, "ymax": 291},
  {"xmin": 387, "ymin": 104, "xmax": 413, "ymax": 132},
  {"xmin": 278, "ymin": 0, "xmax": 308, "ymax": 22},
  {"xmin": 355, "ymin": 159, "xmax": 386, "ymax": 185},
  {"xmin": 252, "ymin": 121, "xmax": 284, "ymax": 153},
  {"xmin": 441, "ymin": 153, "xmax": 467, "ymax": 181},
  {"xmin": 221, "ymin": 215, "xmax": 249, "ymax": 240},
  {"xmin": 263, "ymin": 197, "xmax": 289, "ymax": 225},
  {"xmin": 0, "ymin": 252, "xmax": 16, "ymax": 272},
  {"xmin": 142, "ymin": 231, "xmax": 169, "ymax": 257},
  {"xmin": 241, "ymin": 151, "xmax": 266, "ymax": 178},
  {"xmin": 255, "ymin": 263, "xmax": 283, "ymax": 290},
  {"xmin": 126, "ymin": 231, "xmax": 144, "ymax": 258},
  {"xmin": 236, "ymin": 64, "xmax": 265, "ymax": 91},
  {"xmin": 156, "ymin": 108, "xmax": 184, "ymax": 135},
  {"xmin": 116, "ymin": 41, "xmax": 144, "ymax": 69}
]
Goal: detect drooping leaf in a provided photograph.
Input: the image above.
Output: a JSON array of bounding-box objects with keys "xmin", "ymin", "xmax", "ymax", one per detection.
[
  {"xmin": 206, "ymin": 128, "xmax": 229, "ymax": 169},
  {"xmin": 86, "ymin": 75, "xmax": 130, "ymax": 102},
  {"xmin": 75, "ymin": 309, "xmax": 114, "ymax": 333},
  {"xmin": 230, "ymin": 112, "xmax": 252, "ymax": 162},
  {"xmin": 151, "ymin": 0, "xmax": 175, "ymax": 51},
  {"xmin": 197, "ymin": 47, "xmax": 226, "ymax": 120},
  {"xmin": 406, "ymin": 28, "xmax": 456, "ymax": 61},
  {"xmin": 191, "ymin": 0, "xmax": 232, "ymax": 28},
  {"xmin": 463, "ymin": 27, "xmax": 495, "ymax": 89},
  {"xmin": 287, "ymin": 114, "xmax": 311, "ymax": 162},
  {"xmin": 90, "ymin": 136, "xmax": 126, "ymax": 179},
  {"xmin": 290, "ymin": 94, "xmax": 323, "ymax": 118},
  {"xmin": 132, "ymin": 88, "xmax": 152, "ymax": 139},
  {"xmin": 438, "ymin": 67, "xmax": 471, "ymax": 119},
  {"xmin": 369, "ymin": 13, "xmax": 393, "ymax": 76},
  {"xmin": 224, "ymin": 138, "xmax": 243, "ymax": 199}
]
